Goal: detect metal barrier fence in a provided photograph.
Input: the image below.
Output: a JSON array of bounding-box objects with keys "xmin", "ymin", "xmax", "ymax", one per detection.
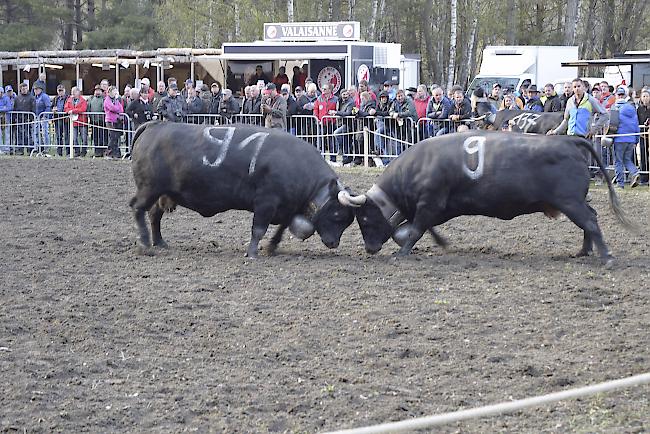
[
  {"xmin": 416, "ymin": 118, "xmax": 465, "ymax": 142},
  {"xmin": 183, "ymin": 114, "xmax": 228, "ymax": 126}
]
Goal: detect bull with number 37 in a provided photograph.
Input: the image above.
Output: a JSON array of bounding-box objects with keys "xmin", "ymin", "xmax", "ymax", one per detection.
[
  {"xmin": 129, "ymin": 121, "xmax": 354, "ymax": 257},
  {"xmin": 338, "ymin": 130, "xmax": 635, "ymax": 266}
]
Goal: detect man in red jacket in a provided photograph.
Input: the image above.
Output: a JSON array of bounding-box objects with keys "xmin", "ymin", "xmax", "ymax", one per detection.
[
  {"xmin": 313, "ymin": 83, "xmax": 338, "ymax": 159},
  {"xmin": 64, "ymin": 86, "xmax": 88, "ymax": 157}
]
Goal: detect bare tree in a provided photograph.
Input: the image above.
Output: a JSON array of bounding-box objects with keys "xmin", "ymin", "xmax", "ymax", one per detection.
[
  {"xmin": 506, "ymin": 0, "xmax": 516, "ymax": 44},
  {"xmin": 287, "ymin": 0, "xmax": 294, "ymax": 22},
  {"xmin": 446, "ymin": 0, "xmax": 457, "ymax": 90},
  {"xmin": 369, "ymin": 0, "xmax": 378, "ymax": 40},
  {"xmin": 564, "ymin": 0, "xmax": 580, "ymax": 45}
]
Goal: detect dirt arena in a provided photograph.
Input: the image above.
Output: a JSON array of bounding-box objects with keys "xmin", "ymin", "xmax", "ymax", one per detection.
[{"xmin": 1, "ymin": 156, "xmax": 649, "ymax": 433}]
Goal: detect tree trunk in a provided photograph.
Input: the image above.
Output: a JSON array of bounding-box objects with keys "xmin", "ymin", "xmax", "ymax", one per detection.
[
  {"xmin": 287, "ymin": 0, "xmax": 294, "ymax": 22},
  {"xmin": 506, "ymin": 0, "xmax": 516, "ymax": 44},
  {"xmin": 600, "ymin": 0, "xmax": 615, "ymax": 56},
  {"xmin": 421, "ymin": 0, "xmax": 435, "ymax": 83},
  {"xmin": 446, "ymin": 0, "xmax": 457, "ymax": 90},
  {"xmin": 564, "ymin": 0, "xmax": 579, "ymax": 45},
  {"xmin": 348, "ymin": 0, "xmax": 355, "ymax": 20},
  {"xmin": 87, "ymin": 0, "xmax": 96, "ymax": 32},
  {"xmin": 233, "ymin": 3, "xmax": 240, "ymax": 40},
  {"xmin": 466, "ymin": 3, "xmax": 479, "ymax": 87},
  {"xmin": 74, "ymin": 0, "xmax": 82, "ymax": 46},
  {"xmin": 369, "ymin": 0, "xmax": 378, "ymax": 40},
  {"xmin": 63, "ymin": 0, "xmax": 75, "ymax": 50}
]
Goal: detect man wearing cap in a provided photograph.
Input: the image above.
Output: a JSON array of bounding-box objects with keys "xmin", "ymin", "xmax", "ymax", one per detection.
[
  {"xmin": 158, "ymin": 82, "xmax": 187, "ymax": 122},
  {"xmin": 32, "ymin": 82, "xmax": 51, "ymax": 154},
  {"xmin": 261, "ymin": 83, "xmax": 287, "ymax": 130},
  {"xmin": 524, "ymin": 85, "xmax": 544, "ymax": 112},
  {"xmin": 51, "ymin": 85, "xmax": 69, "ymax": 156},
  {"xmin": 181, "ymin": 79, "xmax": 194, "ymax": 99},
  {"xmin": 87, "ymin": 84, "xmax": 107, "ymax": 157},
  {"xmin": 610, "ymin": 86, "xmax": 640, "ymax": 188},
  {"xmin": 548, "ymin": 77, "xmax": 608, "ymax": 139},
  {"xmin": 383, "ymin": 81, "xmax": 396, "ymax": 101},
  {"xmin": 0, "ymin": 87, "xmax": 13, "ymax": 154},
  {"xmin": 64, "ymin": 86, "xmax": 88, "ymax": 157},
  {"xmin": 13, "ymin": 83, "xmax": 35, "ymax": 155},
  {"xmin": 206, "ymin": 82, "xmax": 223, "ymax": 115},
  {"xmin": 218, "ymin": 89, "xmax": 240, "ymax": 121}
]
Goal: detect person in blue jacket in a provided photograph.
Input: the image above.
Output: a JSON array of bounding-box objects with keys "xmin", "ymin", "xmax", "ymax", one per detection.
[
  {"xmin": 611, "ymin": 86, "xmax": 640, "ymax": 188},
  {"xmin": 33, "ymin": 81, "xmax": 51, "ymax": 154},
  {"xmin": 0, "ymin": 87, "xmax": 13, "ymax": 154}
]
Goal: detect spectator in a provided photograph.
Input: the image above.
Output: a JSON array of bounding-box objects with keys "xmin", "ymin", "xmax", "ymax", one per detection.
[
  {"xmin": 331, "ymin": 87, "xmax": 356, "ymax": 164},
  {"xmin": 33, "ymin": 72, "xmax": 47, "ymax": 94},
  {"xmin": 314, "ymin": 83, "xmax": 338, "ymax": 158},
  {"xmin": 125, "ymin": 87, "xmax": 154, "ymax": 130},
  {"xmin": 4, "ymin": 85, "xmax": 15, "ymax": 152},
  {"xmin": 64, "ymin": 86, "xmax": 88, "ymax": 158},
  {"xmin": 0, "ymin": 87, "xmax": 12, "ymax": 154},
  {"xmin": 426, "ymin": 86, "xmax": 452, "ymax": 136},
  {"xmin": 637, "ymin": 89, "xmax": 650, "ymax": 184},
  {"xmin": 355, "ymin": 79, "xmax": 376, "ymax": 108},
  {"xmin": 273, "ymin": 66, "xmax": 290, "ymax": 88},
  {"xmin": 87, "ymin": 84, "xmax": 108, "ymax": 157},
  {"xmin": 207, "ymin": 82, "xmax": 223, "ymax": 115},
  {"xmin": 104, "ymin": 86, "xmax": 124, "ymax": 159},
  {"xmin": 33, "ymin": 82, "xmax": 51, "ymax": 154},
  {"xmin": 516, "ymin": 80, "xmax": 531, "ymax": 107},
  {"xmin": 51, "ymin": 84, "xmax": 69, "ymax": 156},
  {"xmin": 488, "ymin": 83, "xmax": 502, "ymax": 111},
  {"xmin": 548, "ymin": 77, "xmax": 608, "ymax": 138},
  {"xmin": 242, "ymin": 85, "xmax": 262, "ymax": 115},
  {"xmin": 524, "ymin": 85, "xmax": 544, "ymax": 112},
  {"xmin": 413, "ymin": 84, "xmax": 430, "ymax": 120},
  {"xmin": 374, "ymin": 90, "xmax": 392, "ymax": 163},
  {"xmin": 291, "ymin": 65, "xmax": 307, "ymax": 92},
  {"xmin": 449, "ymin": 87, "xmax": 472, "ymax": 129},
  {"xmin": 152, "ymin": 81, "xmax": 167, "ymax": 113},
  {"xmin": 13, "ymin": 83, "xmax": 35, "ymax": 155},
  {"xmin": 382, "ymin": 80, "xmax": 397, "ymax": 101},
  {"xmin": 542, "ymin": 83, "xmax": 562, "ymax": 112},
  {"xmin": 218, "ymin": 89, "xmax": 240, "ymax": 121},
  {"xmin": 559, "ymin": 82, "xmax": 573, "ymax": 111},
  {"xmin": 281, "ymin": 84, "xmax": 298, "ymax": 134},
  {"xmin": 599, "ymin": 81, "xmax": 616, "ymax": 110},
  {"xmin": 356, "ymin": 90, "xmax": 378, "ymax": 164},
  {"xmin": 297, "ymin": 83, "xmax": 318, "ymax": 115},
  {"xmin": 591, "ymin": 86, "xmax": 602, "ymax": 102},
  {"xmin": 123, "ymin": 84, "xmax": 134, "ymax": 107},
  {"xmin": 389, "ymin": 89, "xmax": 417, "ymax": 147},
  {"xmin": 186, "ymin": 86, "xmax": 204, "ymax": 115},
  {"xmin": 261, "ymin": 83, "xmax": 287, "ymax": 130},
  {"xmin": 610, "ymin": 86, "xmax": 640, "ymax": 188},
  {"xmin": 502, "ymin": 94, "xmax": 521, "ymax": 111},
  {"xmin": 167, "ymin": 76, "xmax": 178, "ymax": 89},
  {"xmin": 100, "ymin": 79, "xmax": 110, "ymax": 96},
  {"xmin": 158, "ymin": 83, "xmax": 187, "ymax": 123},
  {"xmin": 199, "ymin": 84, "xmax": 211, "ymax": 114},
  {"xmin": 247, "ymin": 64, "xmax": 271, "ymax": 86},
  {"xmin": 140, "ymin": 77, "xmax": 155, "ymax": 101},
  {"xmin": 181, "ymin": 79, "xmax": 193, "ymax": 99}
]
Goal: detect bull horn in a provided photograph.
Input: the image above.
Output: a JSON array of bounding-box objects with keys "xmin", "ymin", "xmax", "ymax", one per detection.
[{"xmin": 338, "ymin": 190, "xmax": 367, "ymax": 207}]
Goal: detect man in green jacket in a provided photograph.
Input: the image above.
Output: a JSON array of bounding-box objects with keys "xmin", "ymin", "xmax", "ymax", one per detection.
[{"xmin": 87, "ymin": 84, "xmax": 108, "ymax": 157}]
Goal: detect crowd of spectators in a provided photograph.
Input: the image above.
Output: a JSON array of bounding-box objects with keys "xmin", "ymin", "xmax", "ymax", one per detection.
[{"xmin": 0, "ymin": 69, "xmax": 647, "ymax": 177}]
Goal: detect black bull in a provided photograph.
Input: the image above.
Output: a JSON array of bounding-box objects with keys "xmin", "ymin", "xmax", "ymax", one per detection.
[
  {"xmin": 129, "ymin": 121, "xmax": 354, "ymax": 257},
  {"xmin": 475, "ymin": 102, "xmax": 564, "ymax": 134},
  {"xmin": 339, "ymin": 130, "xmax": 635, "ymax": 265}
]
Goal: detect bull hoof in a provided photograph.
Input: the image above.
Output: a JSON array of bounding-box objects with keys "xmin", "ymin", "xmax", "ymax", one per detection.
[
  {"xmin": 244, "ymin": 250, "xmax": 259, "ymax": 259},
  {"xmin": 575, "ymin": 249, "xmax": 592, "ymax": 257},
  {"xmin": 265, "ymin": 243, "xmax": 279, "ymax": 256},
  {"xmin": 153, "ymin": 239, "xmax": 168, "ymax": 248},
  {"xmin": 136, "ymin": 245, "xmax": 155, "ymax": 256},
  {"xmin": 603, "ymin": 256, "xmax": 615, "ymax": 269}
]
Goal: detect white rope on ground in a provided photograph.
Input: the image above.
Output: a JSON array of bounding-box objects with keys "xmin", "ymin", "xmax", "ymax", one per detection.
[
  {"xmin": 322, "ymin": 372, "xmax": 650, "ymax": 434},
  {"xmin": 294, "ymin": 129, "xmax": 360, "ymax": 139},
  {"xmin": 74, "ymin": 118, "xmax": 131, "ymax": 133},
  {"xmin": 372, "ymin": 130, "xmax": 414, "ymax": 147}
]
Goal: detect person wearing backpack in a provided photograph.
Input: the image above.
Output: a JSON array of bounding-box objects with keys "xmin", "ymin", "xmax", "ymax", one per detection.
[{"xmin": 610, "ymin": 87, "xmax": 640, "ymax": 188}]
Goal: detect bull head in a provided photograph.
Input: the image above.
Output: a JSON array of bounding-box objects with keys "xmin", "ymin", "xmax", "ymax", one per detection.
[{"xmin": 337, "ymin": 190, "xmax": 367, "ymax": 207}]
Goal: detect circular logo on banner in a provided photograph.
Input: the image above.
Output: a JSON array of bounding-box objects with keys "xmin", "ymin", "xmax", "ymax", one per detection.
[
  {"xmin": 342, "ymin": 24, "xmax": 354, "ymax": 38},
  {"xmin": 266, "ymin": 26, "xmax": 278, "ymax": 39},
  {"xmin": 357, "ymin": 64, "xmax": 370, "ymax": 83},
  {"xmin": 317, "ymin": 66, "xmax": 342, "ymax": 94}
]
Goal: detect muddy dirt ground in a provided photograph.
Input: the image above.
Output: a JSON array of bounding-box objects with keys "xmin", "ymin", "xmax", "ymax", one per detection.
[{"xmin": 1, "ymin": 156, "xmax": 649, "ymax": 433}]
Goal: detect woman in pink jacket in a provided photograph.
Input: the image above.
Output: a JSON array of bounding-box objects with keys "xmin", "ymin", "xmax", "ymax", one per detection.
[{"xmin": 104, "ymin": 86, "xmax": 124, "ymax": 159}]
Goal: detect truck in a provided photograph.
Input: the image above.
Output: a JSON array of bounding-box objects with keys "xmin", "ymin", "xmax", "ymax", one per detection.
[{"xmin": 468, "ymin": 45, "xmax": 579, "ymax": 94}]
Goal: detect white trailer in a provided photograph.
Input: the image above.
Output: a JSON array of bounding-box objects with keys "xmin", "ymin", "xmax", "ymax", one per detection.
[{"xmin": 468, "ymin": 45, "xmax": 579, "ymax": 93}]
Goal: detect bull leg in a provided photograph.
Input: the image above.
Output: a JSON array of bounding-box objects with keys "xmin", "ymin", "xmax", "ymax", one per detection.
[
  {"xmin": 428, "ymin": 228, "xmax": 448, "ymax": 248},
  {"xmin": 557, "ymin": 202, "xmax": 612, "ymax": 265},
  {"xmin": 246, "ymin": 203, "xmax": 277, "ymax": 258},
  {"xmin": 266, "ymin": 224, "xmax": 288, "ymax": 256},
  {"xmin": 148, "ymin": 203, "xmax": 167, "ymax": 248},
  {"xmin": 129, "ymin": 192, "xmax": 158, "ymax": 255}
]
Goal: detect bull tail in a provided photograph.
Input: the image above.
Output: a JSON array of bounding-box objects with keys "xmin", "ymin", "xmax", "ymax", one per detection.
[
  {"xmin": 131, "ymin": 120, "xmax": 161, "ymax": 153},
  {"xmin": 571, "ymin": 137, "xmax": 638, "ymax": 231}
]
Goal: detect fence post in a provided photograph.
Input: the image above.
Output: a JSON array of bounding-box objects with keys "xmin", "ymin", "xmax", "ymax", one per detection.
[
  {"xmin": 68, "ymin": 114, "xmax": 74, "ymax": 159},
  {"xmin": 363, "ymin": 127, "xmax": 369, "ymax": 168}
]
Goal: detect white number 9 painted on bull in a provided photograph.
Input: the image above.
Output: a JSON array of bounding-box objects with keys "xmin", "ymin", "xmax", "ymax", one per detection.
[
  {"xmin": 202, "ymin": 127, "xmax": 269, "ymax": 175},
  {"xmin": 462, "ymin": 136, "xmax": 485, "ymax": 180}
]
